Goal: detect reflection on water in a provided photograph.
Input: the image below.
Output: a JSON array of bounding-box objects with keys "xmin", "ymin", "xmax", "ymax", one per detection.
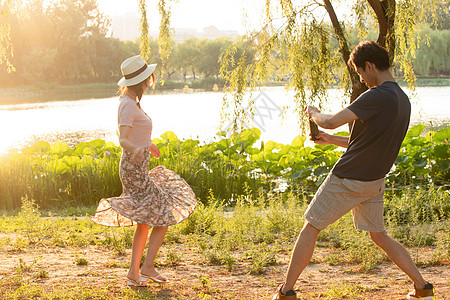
[
  {"xmin": 24, "ymin": 130, "xmax": 117, "ymax": 150},
  {"xmin": 0, "ymin": 86, "xmax": 449, "ymax": 154}
]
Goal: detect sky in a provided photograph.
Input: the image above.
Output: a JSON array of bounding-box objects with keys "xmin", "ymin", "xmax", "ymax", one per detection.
[{"xmin": 96, "ymin": 0, "xmax": 267, "ymax": 34}]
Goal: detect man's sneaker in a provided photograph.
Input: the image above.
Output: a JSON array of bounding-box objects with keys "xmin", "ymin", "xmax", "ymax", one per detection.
[
  {"xmin": 272, "ymin": 284, "xmax": 297, "ymax": 300},
  {"xmin": 407, "ymin": 283, "xmax": 435, "ymax": 300}
]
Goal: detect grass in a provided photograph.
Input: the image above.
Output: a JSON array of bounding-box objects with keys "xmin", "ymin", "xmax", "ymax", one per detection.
[
  {"xmin": 0, "ymin": 187, "xmax": 449, "ymax": 298},
  {"xmin": 1, "ymin": 188, "xmax": 448, "ymax": 266}
]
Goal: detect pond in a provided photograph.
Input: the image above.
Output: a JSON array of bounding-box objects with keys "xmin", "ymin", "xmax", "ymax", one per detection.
[{"xmin": 0, "ymin": 86, "xmax": 449, "ymax": 154}]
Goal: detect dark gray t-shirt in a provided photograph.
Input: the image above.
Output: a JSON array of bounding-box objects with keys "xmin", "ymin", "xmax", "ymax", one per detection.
[{"xmin": 332, "ymin": 81, "xmax": 411, "ymax": 181}]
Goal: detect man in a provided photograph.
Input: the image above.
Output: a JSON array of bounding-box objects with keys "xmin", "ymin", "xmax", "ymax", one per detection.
[{"xmin": 273, "ymin": 41, "xmax": 435, "ymax": 300}]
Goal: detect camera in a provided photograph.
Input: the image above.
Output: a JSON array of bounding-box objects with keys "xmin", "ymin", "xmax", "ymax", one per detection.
[{"xmin": 309, "ymin": 119, "xmax": 319, "ymax": 141}]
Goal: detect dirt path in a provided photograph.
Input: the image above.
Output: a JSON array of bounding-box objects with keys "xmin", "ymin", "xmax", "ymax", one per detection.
[{"xmin": 0, "ymin": 243, "xmax": 448, "ymax": 299}]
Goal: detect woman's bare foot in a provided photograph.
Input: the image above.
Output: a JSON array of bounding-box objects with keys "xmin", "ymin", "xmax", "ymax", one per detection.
[
  {"xmin": 127, "ymin": 270, "xmax": 147, "ymax": 286},
  {"xmin": 140, "ymin": 266, "xmax": 167, "ymax": 283}
]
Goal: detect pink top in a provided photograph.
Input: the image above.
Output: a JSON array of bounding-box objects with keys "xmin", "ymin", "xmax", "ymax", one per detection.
[{"xmin": 118, "ymin": 96, "xmax": 153, "ymax": 148}]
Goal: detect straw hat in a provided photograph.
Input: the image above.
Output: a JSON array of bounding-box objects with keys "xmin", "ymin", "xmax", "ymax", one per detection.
[{"xmin": 118, "ymin": 55, "xmax": 157, "ymax": 86}]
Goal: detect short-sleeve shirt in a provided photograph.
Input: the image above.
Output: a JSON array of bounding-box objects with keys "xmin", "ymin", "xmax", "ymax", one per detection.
[
  {"xmin": 331, "ymin": 81, "xmax": 411, "ymax": 181},
  {"xmin": 118, "ymin": 96, "xmax": 153, "ymax": 148}
]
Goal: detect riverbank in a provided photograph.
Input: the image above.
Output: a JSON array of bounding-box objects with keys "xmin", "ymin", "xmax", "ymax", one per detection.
[{"xmin": 0, "ymin": 77, "xmax": 449, "ymax": 105}]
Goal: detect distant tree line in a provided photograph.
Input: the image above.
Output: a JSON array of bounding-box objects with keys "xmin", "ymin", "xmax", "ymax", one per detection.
[{"xmin": 0, "ymin": 0, "xmax": 448, "ymax": 88}]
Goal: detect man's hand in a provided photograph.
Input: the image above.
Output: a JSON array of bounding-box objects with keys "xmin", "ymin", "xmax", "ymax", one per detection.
[
  {"xmin": 149, "ymin": 144, "xmax": 160, "ymax": 158},
  {"xmin": 311, "ymin": 130, "xmax": 333, "ymax": 145},
  {"xmin": 305, "ymin": 106, "xmax": 320, "ymax": 119}
]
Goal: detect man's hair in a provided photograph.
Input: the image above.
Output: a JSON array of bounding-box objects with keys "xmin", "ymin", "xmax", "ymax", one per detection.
[{"xmin": 347, "ymin": 41, "xmax": 390, "ymax": 71}]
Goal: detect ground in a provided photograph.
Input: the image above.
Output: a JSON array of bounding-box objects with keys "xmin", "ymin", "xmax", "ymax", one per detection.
[{"xmin": 0, "ymin": 240, "xmax": 448, "ymax": 299}]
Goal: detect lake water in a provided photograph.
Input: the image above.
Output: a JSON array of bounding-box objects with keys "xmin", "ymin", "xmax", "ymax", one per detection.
[{"xmin": 0, "ymin": 86, "xmax": 449, "ymax": 154}]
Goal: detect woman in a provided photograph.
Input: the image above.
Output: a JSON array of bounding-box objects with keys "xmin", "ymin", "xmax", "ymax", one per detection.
[{"xmin": 90, "ymin": 55, "xmax": 197, "ymax": 287}]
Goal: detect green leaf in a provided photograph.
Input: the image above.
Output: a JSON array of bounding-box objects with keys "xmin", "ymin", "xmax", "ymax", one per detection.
[
  {"xmin": 314, "ymin": 144, "xmax": 335, "ymax": 151},
  {"xmin": 291, "ymin": 136, "xmax": 305, "ymax": 148},
  {"xmin": 82, "ymin": 147, "xmax": 96, "ymax": 156},
  {"xmin": 266, "ymin": 153, "xmax": 281, "ymax": 162},
  {"xmin": 278, "ymin": 145, "xmax": 292, "ymax": 156},
  {"xmin": 433, "ymin": 127, "xmax": 450, "ymax": 143},
  {"xmin": 215, "ymin": 139, "xmax": 229, "ymax": 152},
  {"xmin": 263, "ymin": 141, "xmax": 275, "ymax": 154},
  {"xmin": 404, "ymin": 125, "xmax": 426, "ymax": 142},
  {"xmin": 291, "ymin": 168, "xmax": 312, "ymax": 179},
  {"xmin": 62, "ymin": 156, "xmax": 81, "ymax": 167},
  {"xmin": 434, "ymin": 144, "xmax": 449, "ymax": 158},
  {"xmin": 182, "ymin": 139, "xmax": 199, "ymax": 151},
  {"xmin": 334, "ymin": 131, "xmax": 349, "ymax": 137},
  {"xmin": 412, "ymin": 158, "xmax": 427, "ymax": 168},
  {"xmin": 437, "ymin": 160, "xmax": 450, "ymax": 172},
  {"xmin": 90, "ymin": 139, "xmax": 106, "ymax": 149},
  {"xmin": 246, "ymin": 147, "xmax": 261, "ymax": 155},
  {"xmin": 314, "ymin": 166, "xmax": 329, "ymax": 176},
  {"xmin": 161, "ymin": 131, "xmax": 179, "ymax": 143},
  {"xmin": 51, "ymin": 142, "xmax": 68, "ymax": 155}
]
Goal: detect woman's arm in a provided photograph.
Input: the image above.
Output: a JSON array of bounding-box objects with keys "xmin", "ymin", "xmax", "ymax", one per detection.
[{"xmin": 119, "ymin": 125, "xmax": 145, "ymax": 161}]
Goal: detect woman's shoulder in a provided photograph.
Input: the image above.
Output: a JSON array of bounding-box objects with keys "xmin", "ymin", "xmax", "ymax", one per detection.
[
  {"xmin": 118, "ymin": 96, "xmax": 139, "ymax": 115},
  {"xmin": 119, "ymin": 96, "xmax": 136, "ymax": 107},
  {"xmin": 119, "ymin": 95, "xmax": 134, "ymax": 103}
]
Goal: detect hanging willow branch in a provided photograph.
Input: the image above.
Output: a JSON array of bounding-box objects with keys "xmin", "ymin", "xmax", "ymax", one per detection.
[
  {"xmin": 158, "ymin": 0, "xmax": 174, "ymax": 85},
  {"xmin": 138, "ymin": 0, "xmax": 150, "ymax": 61},
  {"xmin": 0, "ymin": 0, "xmax": 17, "ymax": 72}
]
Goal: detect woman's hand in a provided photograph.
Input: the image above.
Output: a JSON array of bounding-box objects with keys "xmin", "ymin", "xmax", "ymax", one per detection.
[
  {"xmin": 131, "ymin": 147, "xmax": 145, "ymax": 162},
  {"xmin": 149, "ymin": 144, "xmax": 160, "ymax": 158}
]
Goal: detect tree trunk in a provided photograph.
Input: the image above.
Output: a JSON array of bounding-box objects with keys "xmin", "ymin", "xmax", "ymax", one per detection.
[
  {"xmin": 367, "ymin": 0, "xmax": 396, "ymax": 64},
  {"xmin": 167, "ymin": 70, "xmax": 175, "ymax": 79},
  {"xmin": 323, "ymin": 0, "xmax": 367, "ymax": 104}
]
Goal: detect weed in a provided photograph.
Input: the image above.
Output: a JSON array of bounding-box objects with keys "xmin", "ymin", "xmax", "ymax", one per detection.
[
  {"xmin": 75, "ymin": 257, "xmax": 88, "ymax": 266},
  {"xmin": 7, "ymin": 284, "xmax": 43, "ymax": 299},
  {"xmin": 16, "ymin": 258, "xmax": 33, "ymax": 274},
  {"xmin": 105, "ymin": 259, "xmax": 128, "ymax": 268},
  {"xmin": 323, "ymin": 281, "xmax": 366, "ymax": 299},
  {"xmin": 198, "ymin": 274, "xmax": 211, "ymax": 287},
  {"xmin": 35, "ymin": 269, "xmax": 49, "ymax": 279},
  {"xmin": 165, "ymin": 247, "xmax": 182, "ymax": 266},
  {"xmin": 244, "ymin": 248, "xmax": 277, "ymax": 275},
  {"xmin": 164, "ymin": 226, "xmax": 182, "ymax": 243},
  {"xmin": 104, "ymin": 227, "xmax": 133, "ymax": 256},
  {"xmin": 10, "ymin": 237, "xmax": 29, "ymax": 252}
]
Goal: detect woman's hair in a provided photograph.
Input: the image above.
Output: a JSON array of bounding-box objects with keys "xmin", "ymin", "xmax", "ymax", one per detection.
[
  {"xmin": 347, "ymin": 41, "xmax": 390, "ymax": 71},
  {"xmin": 118, "ymin": 73, "xmax": 156, "ymax": 100}
]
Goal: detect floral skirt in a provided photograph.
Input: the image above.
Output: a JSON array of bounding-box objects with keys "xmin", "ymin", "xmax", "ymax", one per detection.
[{"xmin": 90, "ymin": 148, "xmax": 197, "ymax": 227}]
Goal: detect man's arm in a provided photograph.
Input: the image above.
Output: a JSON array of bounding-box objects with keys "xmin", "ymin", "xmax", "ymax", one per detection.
[
  {"xmin": 307, "ymin": 106, "xmax": 358, "ymax": 129},
  {"xmin": 314, "ymin": 131, "xmax": 350, "ymax": 148}
]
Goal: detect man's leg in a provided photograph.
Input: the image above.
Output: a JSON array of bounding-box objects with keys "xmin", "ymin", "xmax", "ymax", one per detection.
[
  {"xmin": 369, "ymin": 231, "xmax": 428, "ymax": 289},
  {"xmin": 281, "ymin": 222, "xmax": 321, "ymax": 294}
]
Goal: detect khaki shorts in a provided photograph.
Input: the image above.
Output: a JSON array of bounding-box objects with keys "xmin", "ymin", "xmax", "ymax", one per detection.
[{"xmin": 304, "ymin": 173, "xmax": 385, "ymax": 232}]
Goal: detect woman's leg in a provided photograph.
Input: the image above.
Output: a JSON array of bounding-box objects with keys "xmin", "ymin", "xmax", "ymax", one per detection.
[
  {"xmin": 127, "ymin": 223, "xmax": 150, "ymax": 281},
  {"xmin": 141, "ymin": 226, "xmax": 168, "ymax": 278}
]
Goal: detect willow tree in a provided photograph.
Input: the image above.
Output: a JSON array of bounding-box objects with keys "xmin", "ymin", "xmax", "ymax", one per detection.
[
  {"xmin": 220, "ymin": 0, "xmax": 445, "ymax": 130},
  {"xmin": 142, "ymin": 0, "xmax": 444, "ymax": 131}
]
